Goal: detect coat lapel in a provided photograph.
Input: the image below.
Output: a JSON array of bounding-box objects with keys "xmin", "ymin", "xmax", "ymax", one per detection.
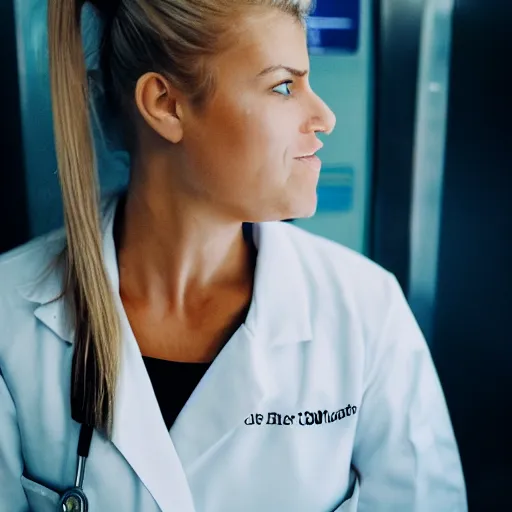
[
  {"xmin": 170, "ymin": 221, "xmax": 314, "ymax": 472},
  {"xmin": 16, "ymin": 233, "xmax": 75, "ymax": 344},
  {"xmin": 170, "ymin": 322, "xmax": 276, "ymax": 473},
  {"xmin": 109, "ymin": 292, "xmax": 196, "ymax": 511}
]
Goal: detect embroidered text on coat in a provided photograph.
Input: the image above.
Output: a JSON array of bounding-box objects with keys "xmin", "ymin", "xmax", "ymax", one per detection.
[{"xmin": 244, "ymin": 404, "xmax": 358, "ymax": 426}]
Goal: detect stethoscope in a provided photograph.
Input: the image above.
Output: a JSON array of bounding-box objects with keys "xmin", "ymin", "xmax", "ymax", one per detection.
[{"xmin": 57, "ymin": 424, "xmax": 93, "ymax": 511}]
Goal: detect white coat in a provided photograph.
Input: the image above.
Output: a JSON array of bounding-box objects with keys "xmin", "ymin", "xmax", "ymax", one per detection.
[{"xmin": 0, "ymin": 194, "xmax": 467, "ymax": 512}]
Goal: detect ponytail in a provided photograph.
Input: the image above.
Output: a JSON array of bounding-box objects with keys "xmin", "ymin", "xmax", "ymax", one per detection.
[{"xmin": 48, "ymin": 0, "xmax": 120, "ymax": 436}]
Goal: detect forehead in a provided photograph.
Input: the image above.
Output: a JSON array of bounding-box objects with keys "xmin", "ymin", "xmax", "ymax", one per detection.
[{"xmin": 214, "ymin": 9, "xmax": 309, "ymax": 79}]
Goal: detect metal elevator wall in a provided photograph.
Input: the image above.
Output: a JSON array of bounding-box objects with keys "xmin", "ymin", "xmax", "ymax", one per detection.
[{"xmin": 430, "ymin": 0, "xmax": 512, "ymax": 509}]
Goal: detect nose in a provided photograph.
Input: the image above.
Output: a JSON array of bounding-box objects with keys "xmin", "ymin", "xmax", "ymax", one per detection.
[{"xmin": 302, "ymin": 90, "xmax": 337, "ymax": 135}]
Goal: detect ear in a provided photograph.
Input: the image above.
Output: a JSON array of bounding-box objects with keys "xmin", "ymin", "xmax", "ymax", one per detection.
[{"xmin": 134, "ymin": 72, "xmax": 185, "ymax": 144}]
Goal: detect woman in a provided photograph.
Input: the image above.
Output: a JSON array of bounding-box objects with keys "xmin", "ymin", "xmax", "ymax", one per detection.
[{"xmin": 0, "ymin": 0, "xmax": 467, "ymax": 510}]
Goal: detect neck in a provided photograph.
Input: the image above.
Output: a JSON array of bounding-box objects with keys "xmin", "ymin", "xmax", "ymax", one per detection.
[{"xmin": 114, "ymin": 185, "xmax": 256, "ymax": 319}]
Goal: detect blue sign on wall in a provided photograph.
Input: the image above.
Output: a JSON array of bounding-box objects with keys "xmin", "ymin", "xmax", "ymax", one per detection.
[
  {"xmin": 307, "ymin": 0, "xmax": 360, "ymax": 54},
  {"xmin": 316, "ymin": 166, "xmax": 354, "ymax": 213}
]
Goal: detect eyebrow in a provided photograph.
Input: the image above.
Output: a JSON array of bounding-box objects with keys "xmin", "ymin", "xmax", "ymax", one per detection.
[{"xmin": 257, "ymin": 65, "xmax": 309, "ymax": 78}]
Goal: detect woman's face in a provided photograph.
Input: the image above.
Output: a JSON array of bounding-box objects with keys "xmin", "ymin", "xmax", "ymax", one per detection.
[{"xmin": 176, "ymin": 8, "xmax": 336, "ymax": 222}]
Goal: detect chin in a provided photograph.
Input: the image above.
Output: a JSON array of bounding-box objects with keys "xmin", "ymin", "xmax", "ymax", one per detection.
[
  {"xmin": 244, "ymin": 191, "xmax": 317, "ymax": 223},
  {"xmin": 290, "ymin": 207, "xmax": 317, "ymax": 220},
  {"xmin": 280, "ymin": 197, "xmax": 318, "ymax": 221}
]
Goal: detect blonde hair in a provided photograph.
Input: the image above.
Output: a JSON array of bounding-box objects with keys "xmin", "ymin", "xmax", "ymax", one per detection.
[{"xmin": 47, "ymin": 0, "xmax": 312, "ymax": 437}]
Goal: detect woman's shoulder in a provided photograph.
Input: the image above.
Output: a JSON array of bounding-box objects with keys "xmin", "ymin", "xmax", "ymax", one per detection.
[
  {"xmin": 273, "ymin": 221, "xmax": 395, "ymax": 289},
  {"xmin": 0, "ymin": 228, "xmax": 66, "ymax": 293},
  {"xmin": 0, "ymin": 228, "xmax": 66, "ymax": 352},
  {"xmin": 269, "ymin": 221, "xmax": 402, "ymax": 326}
]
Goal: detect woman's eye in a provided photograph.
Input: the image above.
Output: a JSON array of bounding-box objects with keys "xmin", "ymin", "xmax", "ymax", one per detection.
[{"xmin": 272, "ymin": 81, "xmax": 293, "ymax": 96}]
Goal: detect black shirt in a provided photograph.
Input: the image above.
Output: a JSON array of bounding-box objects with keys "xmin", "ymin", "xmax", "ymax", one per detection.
[{"xmin": 142, "ymin": 358, "xmax": 211, "ymax": 430}]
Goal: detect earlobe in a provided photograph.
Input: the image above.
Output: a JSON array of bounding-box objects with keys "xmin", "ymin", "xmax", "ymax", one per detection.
[{"xmin": 134, "ymin": 72, "xmax": 184, "ymax": 144}]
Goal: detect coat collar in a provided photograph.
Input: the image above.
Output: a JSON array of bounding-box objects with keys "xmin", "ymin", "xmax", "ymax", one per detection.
[{"xmin": 17, "ymin": 194, "xmax": 313, "ymax": 348}]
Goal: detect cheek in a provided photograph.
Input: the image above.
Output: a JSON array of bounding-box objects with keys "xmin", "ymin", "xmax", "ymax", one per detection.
[
  {"xmin": 186, "ymin": 98, "xmax": 300, "ymax": 195},
  {"xmin": 238, "ymin": 105, "xmax": 297, "ymax": 164}
]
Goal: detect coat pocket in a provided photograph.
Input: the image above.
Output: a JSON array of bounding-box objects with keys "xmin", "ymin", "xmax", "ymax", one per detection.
[{"xmin": 20, "ymin": 475, "xmax": 60, "ymax": 512}]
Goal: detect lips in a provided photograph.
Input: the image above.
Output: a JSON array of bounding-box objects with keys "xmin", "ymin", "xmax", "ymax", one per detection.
[
  {"xmin": 296, "ymin": 154, "xmax": 322, "ymax": 172},
  {"xmin": 296, "ymin": 140, "xmax": 324, "ymax": 159},
  {"xmin": 295, "ymin": 140, "xmax": 324, "ymax": 172}
]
